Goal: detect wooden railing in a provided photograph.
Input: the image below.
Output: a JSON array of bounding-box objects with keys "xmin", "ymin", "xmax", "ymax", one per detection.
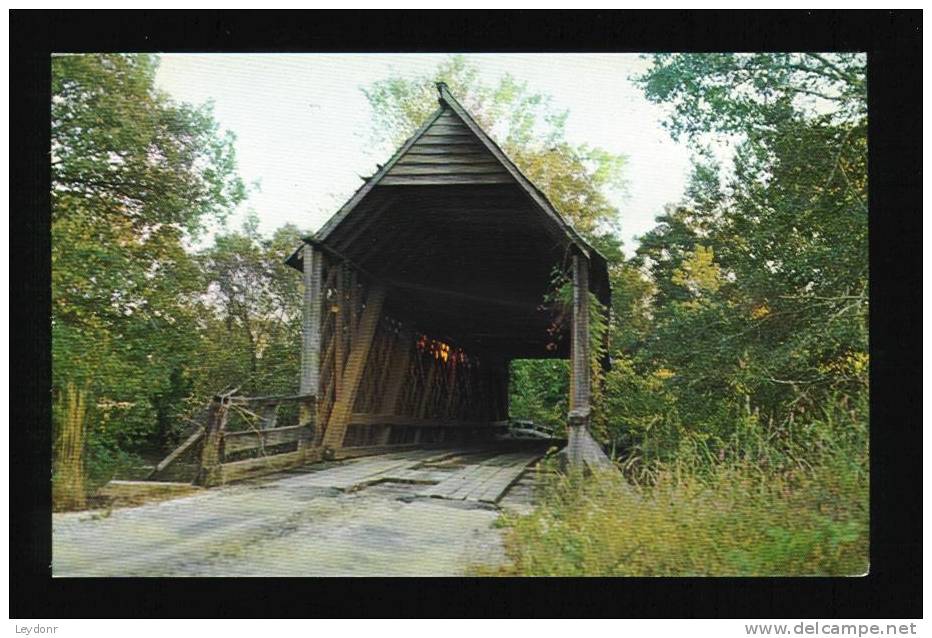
[
  {"xmin": 197, "ymin": 390, "xmax": 317, "ymax": 487},
  {"xmin": 149, "ymin": 390, "xmax": 316, "ymax": 487}
]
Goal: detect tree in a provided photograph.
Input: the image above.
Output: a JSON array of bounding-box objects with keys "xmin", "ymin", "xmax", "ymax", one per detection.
[
  {"xmin": 623, "ymin": 53, "xmax": 868, "ymax": 462},
  {"xmin": 192, "ymin": 219, "xmax": 306, "ymax": 402},
  {"xmin": 51, "ymin": 54, "xmax": 246, "ymax": 506}
]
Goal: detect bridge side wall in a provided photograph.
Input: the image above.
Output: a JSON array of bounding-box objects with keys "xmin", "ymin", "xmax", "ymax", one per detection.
[{"xmin": 308, "ymin": 252, "xmax": 509, "ymax": 452}]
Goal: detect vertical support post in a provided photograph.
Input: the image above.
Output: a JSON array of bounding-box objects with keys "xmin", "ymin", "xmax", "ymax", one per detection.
[
  {"xmin": 300, "ymin": 243, "xmax": 323, "ymax": 421},
  {"xmin": 333, "ymin": 265, "xmax": 345, "ymax": 404},
  {"xmin": 570, "ymin": 253, "xmax": 591, "ymax": 413},
  {"xmin": 196, "ymin": 394, "xmax": 230, "ymax": 487},
  {"xmin": 567, "ymin": 253, "xmax": 593, "ymax": 468}
]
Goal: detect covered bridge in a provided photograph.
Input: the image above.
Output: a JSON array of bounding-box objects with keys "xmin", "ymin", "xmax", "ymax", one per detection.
[
  {"xmin": 154, "ymin": 84, "xmax": 612, "ymax": 487},
  {"xmin": 285, "ymin": 83, "xmax": 611, "ymax": 468}
]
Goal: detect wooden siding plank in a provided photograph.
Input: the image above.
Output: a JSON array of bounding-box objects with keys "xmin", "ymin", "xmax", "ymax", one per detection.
[
  {"xmin": 396, "ymin": 153, "xmax": 497, "ymax": 165},
  {"xmin": 218, "ymin": 448, "xmax": 319, "ymax": 484},
  {"xmin": 221, "ymin": 424, "xmax": 311, "ymax": 454},
  {"xmin": 379, "ymin": 174, "xmax": 513, "ymax": 186},
  {"xmin": 423, "ymin": 123, "xmax": 471, "ymax": 134},
  {"xmin": 418, "ymin": 128, "xmax": 476, "ymax": 143},
  {"xmin": 387, "ymin": 163, "xmax": 507, "ymax": 176},
  {"xmin": 410, "ymin": 138, "xmax": 486, "ymax": 147},
  {"xmin": 402, "ymin": 145, "xmax": 488, "ymax": 155}
]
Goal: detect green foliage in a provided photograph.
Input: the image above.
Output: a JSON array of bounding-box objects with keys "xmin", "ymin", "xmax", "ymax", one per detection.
[
  {"xmin": 51, "ymin": 54, "xmax": 247, "ymax": 492},
  {"xmin": 617, "ymin": 52, "xmax": 868, "ymax": 457},
  {"xmin": 496, "ymin": 52, "xmax": 869, "ymax": 575},
  {"xmin": 495, "ymin": 397, "xmax": 868, "ymax": 576},
  {"xmin": 51, "ymin": 50, "xmax": 870, "ymax": 580},
  {"xmin": 190, "ymin": 218, "xmax": 305, "ymax": 404},
  {"xmin": 636, "ymin": 53, "xmax": 866, "ymax": 142},
  {"xmin": 509, "ymin": 360, "xmax": 569, "ymax": 430}
]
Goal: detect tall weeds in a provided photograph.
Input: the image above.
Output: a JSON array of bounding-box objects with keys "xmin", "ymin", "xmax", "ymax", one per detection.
[
  {"xmin": 495, "ymin": 396, "xmax": 868, "ymax": 576},
  {"xmin": 53, "ymin": 382, "xmax": 88, "ymax": 511}
]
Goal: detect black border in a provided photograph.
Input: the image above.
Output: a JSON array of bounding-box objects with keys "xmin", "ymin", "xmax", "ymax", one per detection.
[{"xmin": 10, "ymin": 10, "xmax": 922, "ymax": 619}]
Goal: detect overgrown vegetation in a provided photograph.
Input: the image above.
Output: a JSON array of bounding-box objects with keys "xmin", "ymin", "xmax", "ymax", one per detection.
[
  {"xmin": 51, "ymin": 54, "xmax": 298, "ymax": 505},
  {"xmin": 52, "ymin": 52, "xmax": 868, "ymax": 578},
  {"xmin": 495, "ymin": 53, "xmax": 869, "ymax": 575}
]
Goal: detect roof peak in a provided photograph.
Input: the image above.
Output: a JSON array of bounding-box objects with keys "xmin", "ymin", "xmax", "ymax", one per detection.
[{"xmin": 435, "ymin": 81, "xmax": 449, "ymax": 101}]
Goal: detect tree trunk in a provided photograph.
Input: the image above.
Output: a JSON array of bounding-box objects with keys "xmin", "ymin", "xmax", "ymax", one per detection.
[{"xmin": 53, "ymin": 382, "xmax": 88, "ymax": 510}]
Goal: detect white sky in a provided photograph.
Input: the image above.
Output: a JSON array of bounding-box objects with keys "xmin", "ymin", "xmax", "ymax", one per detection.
[{"xmin": 155, "ymin": 53, "xmax": 693, "ymax": 256}]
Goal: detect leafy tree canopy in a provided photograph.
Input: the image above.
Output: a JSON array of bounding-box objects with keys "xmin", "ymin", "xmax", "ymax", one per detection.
[{"xmin": 51, "ymin": 54, "xmax": 247, "ymax": 486}]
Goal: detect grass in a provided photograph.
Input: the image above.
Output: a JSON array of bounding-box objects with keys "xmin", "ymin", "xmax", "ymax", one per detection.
[{"xmin": 488, "ymin": 450, "xmax": 867, "ymax": 577}]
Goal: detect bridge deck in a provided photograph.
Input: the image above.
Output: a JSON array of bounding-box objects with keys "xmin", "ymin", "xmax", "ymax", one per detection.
[
  {"xmin": 53, "ymin": 443, "xmax": 548, "ymax": 576},
  {"xmin": 282, "ymin": 446, "xmax": 543, "ymax": 504}
]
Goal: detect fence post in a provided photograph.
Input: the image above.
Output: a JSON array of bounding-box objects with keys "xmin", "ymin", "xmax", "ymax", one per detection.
[
  {"xmin": 196, "ymin": 394, "xmax": 229, "ymax": 487},
  {"xmin": 297, "ymin": 395, "xmax": 317, "ymax": 453}
]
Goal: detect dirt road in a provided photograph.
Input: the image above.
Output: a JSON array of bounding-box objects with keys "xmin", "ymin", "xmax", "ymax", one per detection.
[{"xmin": 52, "ymin": 447, "xmax": 541, "ymax": 577}]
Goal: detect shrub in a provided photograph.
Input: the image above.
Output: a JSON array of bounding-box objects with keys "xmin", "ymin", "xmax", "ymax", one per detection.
[{"xmin": 494, "ymin": 398, "xmax": 868, "ymax": 576}]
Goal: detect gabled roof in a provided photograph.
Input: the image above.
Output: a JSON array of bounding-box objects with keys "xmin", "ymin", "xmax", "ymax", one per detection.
[
  {"xmin": 299, "ymin": 83, "xmax": 606, "ymax": 269},
  {"xmin": 285, "ymin": 84, "xmax": 613, "ymax": 359}
]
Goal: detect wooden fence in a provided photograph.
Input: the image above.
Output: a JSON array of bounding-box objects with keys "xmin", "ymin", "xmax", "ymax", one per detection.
[{"xmin": 149, "ymin": 390, "xmax": 317, "ymax": 487}]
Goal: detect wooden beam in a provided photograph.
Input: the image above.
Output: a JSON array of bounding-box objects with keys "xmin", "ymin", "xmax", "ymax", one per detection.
[
  {"xmin": 380, "ymin": 328, "xmax": 414, "ymax": 416},
  {"xmin": 564, "ymin": 253, "xmax": 614, "ymax": 469},
  {"xmin": 147, "ymin": 428, "xmax": 204, "ymax": 480},
  {"xmin": 321, "ymin": 284, "xmax": 388, "ymax": 450},
  {"xmin": 333, "ymin": 265, "xmax": 345, "ymax": 404},
  {"xmin": 348, "ymin": 268, "xmax": 359, "ymax": 347},
  {"xmin": 569, "ymin": 253, "xmax": 590, "ymax": 413},
  {"xmin": 221, "ymin": 424, "xmax": 312, "ymax": 455},
  {"xmin": 348, "ymin": 413, "xmax": 507, "ymax": 429},
  {"xmin": 219, "ymin": 448, "xmax": 321, "ymax": 484}
]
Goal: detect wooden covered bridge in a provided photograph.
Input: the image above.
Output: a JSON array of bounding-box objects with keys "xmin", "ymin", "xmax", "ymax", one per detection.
[{"xmin": 151, "ymin": 84, "xmax": 612, "ymax": 489}]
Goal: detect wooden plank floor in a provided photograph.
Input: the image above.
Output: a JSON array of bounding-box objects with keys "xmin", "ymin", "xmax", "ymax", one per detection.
[
  {"xmin": 285, "ymin": 446, "xmax": 543, "ymax": 504},
  {"xmin": 296, "ymin": 449, "xmax": 466, "ymax": 490},
  {"xmin": 416, "ymin": 451, "xmax": 541, "ymax": 504}
]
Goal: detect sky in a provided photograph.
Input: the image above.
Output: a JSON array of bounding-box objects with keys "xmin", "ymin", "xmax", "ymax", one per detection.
[{"xmin": 155, "ymin": 53, "xmax": 694, "ymax": 256}]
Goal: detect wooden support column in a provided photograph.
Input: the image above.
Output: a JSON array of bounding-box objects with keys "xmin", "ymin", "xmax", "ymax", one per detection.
[
  {"xmin": 300, "ymin": 244, "xmax": 323, "ymax": 428},
  {"xmin": 300, "ymin": 244, "xmax": 323, "ymax": 396},
  {"xmin": 569, "ymin": 253, "xmax": 591, "ymax": 414},
  {"xmin": 321, "ymin": 284, "xmax": 388, "ymax": 450},
  {"xmin": 333, "ymin": 265, "xmax": 345, "ymax": 403},
  {"xmin": 565, "ymin": 252, "xmax": 612, "ymax": 470}
]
